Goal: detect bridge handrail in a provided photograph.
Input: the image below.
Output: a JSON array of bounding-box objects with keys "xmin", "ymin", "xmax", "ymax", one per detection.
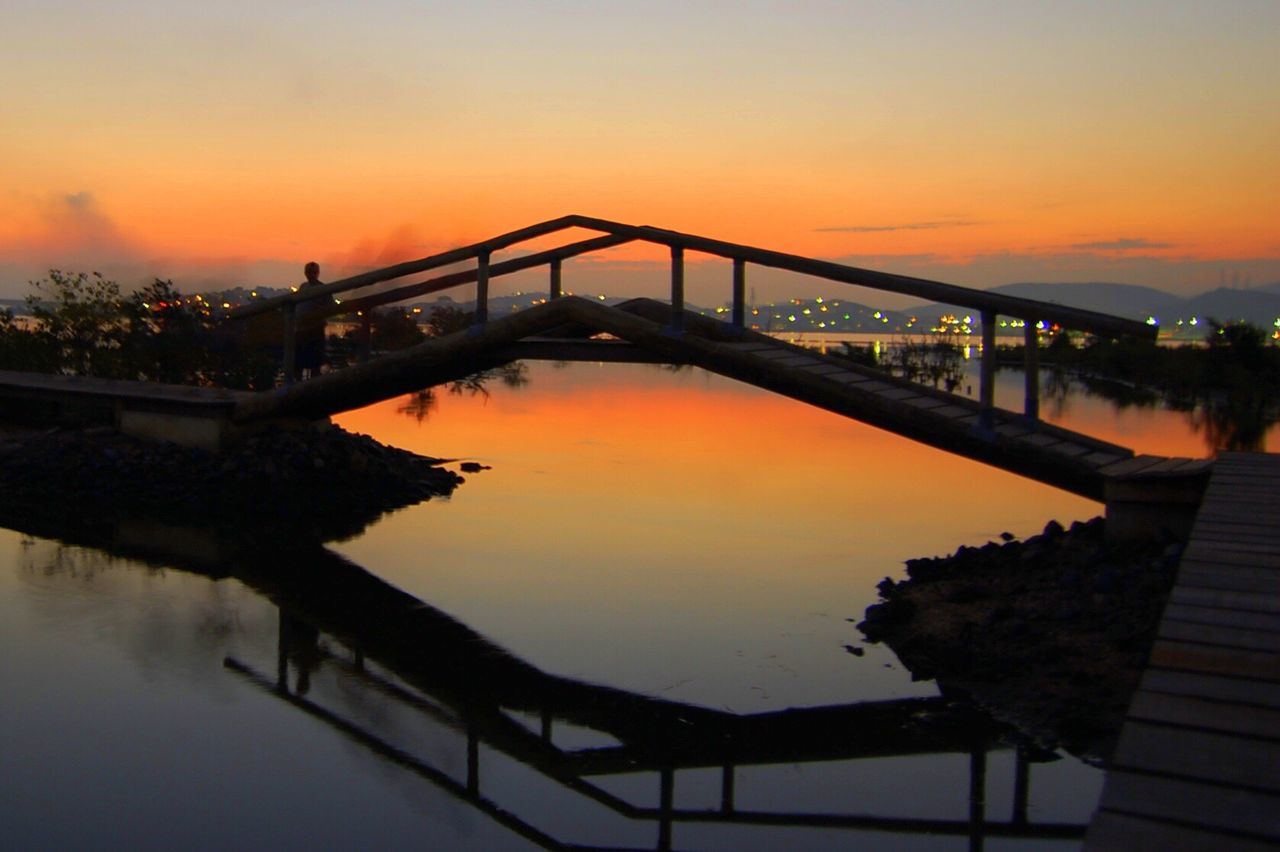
[
  {"xmin": 229, "ymin": 214, "xmax": 1155, "ymax": 420},
  {"xmin": 230, "ymin": 213, "xmax": 1155, "ymax": 339}
]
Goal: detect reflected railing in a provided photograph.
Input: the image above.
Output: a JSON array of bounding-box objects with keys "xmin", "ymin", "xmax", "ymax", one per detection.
[
  {"xmin": 216, "ymin": 550, "xmax": 1085, "ymax": 850},
  {"xmin": 4, "ymin": 505, "xmax": 1089, "ymax": 851}
]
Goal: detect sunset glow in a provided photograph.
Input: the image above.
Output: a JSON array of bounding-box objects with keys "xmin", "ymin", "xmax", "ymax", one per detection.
[{"xmin": 3, "ymin": 2, "xmax": 1278, "ymax": 299}]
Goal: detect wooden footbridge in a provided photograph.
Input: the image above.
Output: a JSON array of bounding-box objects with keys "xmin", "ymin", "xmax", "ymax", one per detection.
[
  {"xmin": 223, "ymin": 214, "xmax": 1209, "ymax": 522},
  {"xmin": 0, "ymin": 214, "xmax": 1216, "ymax": 514}
]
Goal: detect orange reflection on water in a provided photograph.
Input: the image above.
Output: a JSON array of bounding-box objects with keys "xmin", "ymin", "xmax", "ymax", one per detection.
[{"xmin": 333, "ymin": 362, "xmax": 1100, "ymax": 708}]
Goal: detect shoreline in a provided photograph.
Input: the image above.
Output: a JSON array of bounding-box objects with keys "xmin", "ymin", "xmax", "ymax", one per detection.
[
  {"xmin": 859, "ymin": 517, "xmax": 1182, "ymax": 762},
  {"xmin": 0, "ymin": 421, "xmax": 464, "ymax": 545}
]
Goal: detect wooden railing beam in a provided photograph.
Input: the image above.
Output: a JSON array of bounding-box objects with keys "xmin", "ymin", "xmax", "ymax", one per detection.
[
  {"xmin": 299, "ymin": 234, "xmax": 632, "ymax": 322},
  {"xmin": 732, "ymin": 259, "xmax": 746, "ymax": 330},
  {"xmin": 563, "ymin": 215, "xmax": 1155, "ymax": 339},
  {"xmin": 233, "ymin": 213, "xmax": 1154, "ymax": 352}
]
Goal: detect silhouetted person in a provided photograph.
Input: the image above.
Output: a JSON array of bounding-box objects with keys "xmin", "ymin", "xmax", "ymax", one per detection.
[{"xmin": 296, "ymin": 261, "xmax": 327, "ymax": 379}]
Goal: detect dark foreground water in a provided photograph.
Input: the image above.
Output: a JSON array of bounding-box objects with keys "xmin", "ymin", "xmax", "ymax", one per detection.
[{"xmin": 0, "ymin": 363, "xmax": 1222, "ymax": 850}]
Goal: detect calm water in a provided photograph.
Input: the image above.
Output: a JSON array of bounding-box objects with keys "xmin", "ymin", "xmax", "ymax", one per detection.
[{"xmin": 0, "ymin": 361, "xmax": 1236, "ymax": 850}]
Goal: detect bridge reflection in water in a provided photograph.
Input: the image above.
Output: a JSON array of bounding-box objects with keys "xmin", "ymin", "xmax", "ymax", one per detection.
[
  {"xmin": 205, "ymin": 542, "xmax": 1086, "ymax": 851},
  {"xmin": 1, "ymin": 494, "xmax": 1092, "ymax": 850}
]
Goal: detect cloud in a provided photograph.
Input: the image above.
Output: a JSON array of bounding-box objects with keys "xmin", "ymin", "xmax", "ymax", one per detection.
[
  {"xmin": 815, "ymin": 221, "xmax": 976, "ymax": 234},
  {"xmin": 1068, "ymin": 237, "xmax": 1174, "ymax": 251},
  {"xmin": 21, "ymin": 191, "xmax": 145, "ymax": 264}
]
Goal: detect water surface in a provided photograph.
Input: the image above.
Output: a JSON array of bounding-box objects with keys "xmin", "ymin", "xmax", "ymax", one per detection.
[{"xmin": 1, "ymin": 361, "xmax": 1215, "ymax": 849}]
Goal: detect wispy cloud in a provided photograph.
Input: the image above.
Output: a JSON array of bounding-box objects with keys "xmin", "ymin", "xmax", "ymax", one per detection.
[
  {"xmin": 815, "ymin": 221, "xmax": 976, "ymax": 234},
  {"xmin": 1069, "ymin": 237, "xmax": 1174, "ymax": 251}
]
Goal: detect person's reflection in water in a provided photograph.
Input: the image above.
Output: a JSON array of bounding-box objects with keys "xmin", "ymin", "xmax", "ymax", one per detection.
[{"xmin": 277, "ymin": 609, "xmax": 323, "ymax": 695}]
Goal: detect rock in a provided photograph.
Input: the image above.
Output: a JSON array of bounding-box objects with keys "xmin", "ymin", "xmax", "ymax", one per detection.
[
  {"xmin": 0, "ymin": 423, "xmax": 465, "ymax": 545},
  {"xmin": 856, "ymin": 515, "xmax": 1181, "ymax": 761}
]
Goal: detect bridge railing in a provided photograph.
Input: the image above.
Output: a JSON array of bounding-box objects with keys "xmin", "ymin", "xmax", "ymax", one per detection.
[{"xmin": 229, "ymin": 214, "xmax": 1156, "ymax": 427}]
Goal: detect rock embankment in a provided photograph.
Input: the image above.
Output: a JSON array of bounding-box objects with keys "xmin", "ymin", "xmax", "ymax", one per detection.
[
  {"xmin": 0, "ymin": 423, "xmax": 463, "ymax": 543},
  {"xmin": 859, "ymin": 517, "xmax": 1182, "ymax": 761}
]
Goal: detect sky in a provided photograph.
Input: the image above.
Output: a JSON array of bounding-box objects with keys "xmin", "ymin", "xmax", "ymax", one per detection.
[{"xmin": 2, "ymin": 0, "xmax": 1278, "ymax": 304}]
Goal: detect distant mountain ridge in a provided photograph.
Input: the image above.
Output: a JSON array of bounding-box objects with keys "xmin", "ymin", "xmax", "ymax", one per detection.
[{"xmin": 904, "ymin": 281, "xmax": 1280, "ymax": 332}]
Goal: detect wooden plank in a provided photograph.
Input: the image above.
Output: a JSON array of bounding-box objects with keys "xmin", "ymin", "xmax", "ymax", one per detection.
[
  {"xmin": 798, "ymin": 364, "xmax": 849, "ymax": 376},
  {"xmin": 1169, "ymin": 586, "xmax": 1280, "ymax": 615},
  {"xmin": 1127, "ymin": 689, "xmax": 1280, "ymax": 739},
  {"xmin": 1181, "ymin": 540, "xmax": 1280, "ymax": 560},
  {"xmin": 1165, "ymin": 457, "xmax": 1215, "ymax": 473},
  {"xmin": 1150, "ymin": 639, "xmax": 1280, "ymax": 680},
  {"xmin": 1159, "ymin": 618, "xmax": 1280, "ymax": 652},
  {"xmin": 1193, "ymin": 509, "xmax": 1280, "ymax": 527},
  {"xmin": 1098, "ymin": 454, "xmax": 1176, "ymax": 478},
  {"xmin": 876, "ymin": 388, "xmax": 921, "ymax": 402},
  {"xmin": 1051, "ymin": 442, "xmax": 1093, "ymax": 459},
  {"xmin": 750, "ymin": 349, "xmax": 811, "ymax": 361},
  {"xmin": 1141, "ymin": 667, "xmax": 1280, "ymax": 709},
  {"xmin": 1177, "ymin": 559, "xmax": 1280, "ymax": 579},
  {"xmin": 994, "ymin": 422, "xmax": 1035, "ymax": 438},
  {"xmin": 1136, "ymin": 456, "xmax": 1206, "ymax": 475},
  {"xmin": 1191, "ymin": 521, "xmax": 1280, "ymax": 541},
  {"xmin": 929, "ymin": 404, "xmax": 974, "ymax": 419},
  {"xmin": 1179, "ymin": 545, "xmax": 1280, "ymax": 570},
  {"xmin": 1083, "ymin": 450, "xmax": 1128, "ymax": 468},
  {"xmin": 1178, "ymin": 569, "xmax": 1280, "ymax": 595},
  {"xmin": 1111, "ymin": 721, "xmax": 1280, "ymax": 792},
  {"xmin": 827, "ymin": 372, "xmax": 881, "ymax": 386},
  {"xmin": 900, "ymin": 396, "xmax": 949, "ymax": 411},
  {"xmin": 1015, "ymin": 432, "xmax": 1065, "ymax": 449},
  {"xmin": 1096, "ymin": 770, "xmax": 1280, "ymax": 840},
  {"xmin": 1177, "ymin": 557, "xmax": 1280, "ymax": 577},
  {"xmin": 1161, "ymin": 603, "xmax": 1280, "ymax": 633},
  {"xmin": 1087, "ymin": 810, "xmax": 1280, "ymax": 852}
]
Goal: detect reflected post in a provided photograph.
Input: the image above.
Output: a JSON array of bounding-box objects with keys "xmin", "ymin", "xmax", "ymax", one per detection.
[
  {"xmin": 732, "ymin": 258, "xmax": 746, "ymax": 331},
  {"xmin": 979, "ymin": 309, "xmax": 996, "ymax": 433},
  {"xmin": 669, "ymin": 246, "xmax": 684, "ymax": 334},
  {"xmin": 1023, "ymin": 322, "xmax": 1040, "ymax": 420}
]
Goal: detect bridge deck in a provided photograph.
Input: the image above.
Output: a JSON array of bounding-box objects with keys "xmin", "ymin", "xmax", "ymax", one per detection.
[{"xmin": 1086, "ymin": 451, "xmax": 1280, "ymax": 849}]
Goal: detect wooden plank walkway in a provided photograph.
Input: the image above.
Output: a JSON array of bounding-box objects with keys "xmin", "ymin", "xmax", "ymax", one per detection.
[{"xmin": 1086, "ymin": 451, "xmax": 1280, "ymax": 850}]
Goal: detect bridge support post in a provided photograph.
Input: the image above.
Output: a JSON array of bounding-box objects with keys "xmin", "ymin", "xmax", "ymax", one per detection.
[
  {"xmin": 721, "ymin": 763, "xmax": 735, "ymax": 813},
  {"xmin": 731, "ymin": 258, "xmax": 746, "ymax": 331},
  {"xmin": 979, "ymin": 309, "xmax": 996, "ymax": 433},
  {"xmin": 669, "ymin": 246, "xmax": 684, "ymax": 334},
  {"xmin": 282, "ymin": 302, "xmax": 298, "ymax": 386},
  {"xmin": 550, "ymin": 258, "xmax": 562, "ymax": 299},
  {"xmin": 473, "ymin": 249, "xmax": 491, "ymax": 327},
  {"xmin": 1023, "ymin": 322, "xmax": 1040, "ymax": 421},
  {"xmin": 359, "ymin": 312, "xmax": 372, "ymax": 362},
  {"xmin": 659, "ymin": 766, "xmax": 675, "ymax": 850}
]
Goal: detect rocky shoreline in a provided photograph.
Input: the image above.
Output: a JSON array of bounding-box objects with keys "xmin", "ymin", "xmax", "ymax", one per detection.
[
  {"xmin": 0, "ymin": 422, "xmax": 464, "ymax": 544},
  {"xmin": 858, "ymin": 517, "xmax": 1183, "ymax": 762}
]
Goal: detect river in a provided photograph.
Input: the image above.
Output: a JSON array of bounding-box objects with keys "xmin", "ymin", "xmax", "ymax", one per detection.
[{"xmin": 0, "ymin": 359, "xmax": 1257, "ymax": 850}]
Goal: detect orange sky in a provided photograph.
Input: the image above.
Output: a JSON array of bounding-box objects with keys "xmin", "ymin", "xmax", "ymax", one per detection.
[{"xmin": 3, "ymin": 2, "xmax": 1278, "ymax": 300}]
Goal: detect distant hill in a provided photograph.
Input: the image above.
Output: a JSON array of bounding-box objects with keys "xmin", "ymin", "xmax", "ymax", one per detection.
[
  {"xmin": 904, "ymin": 282, "xmax": 1280, "ymax": 335},
  {"xmin": 1182, "ymin": 287, "xmax": 1280, "ymax": 326}
]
